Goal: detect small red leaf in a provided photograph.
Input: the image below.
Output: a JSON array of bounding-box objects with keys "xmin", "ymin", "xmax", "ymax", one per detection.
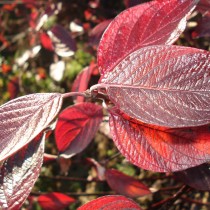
[
  {"xmin": 98, "ymin": 0, "xmax": 198, "ymax": 75},
  {"xmin": 89, "ymin": 20, "xmax": 112, "ymax": 46},
  {"xmin": 99, "ymin": 45, "xmax": 210, "ymax": 128},
  {"xmin": 109, "ymin": 109, "xmax": 210, "ymax": 172},
  {"xmin": 78, "ymin": 195, "xmax": 142, "ymax": 210},
  {"xmin": 174, "ymin": 163, "xmax": 210, "ymax": 191},
  {"xmin": 40, "ymin": 32, "xmax": 54, "ymax": 51},
  {"xmin": 55, "ymin": 103, "xmax": 103, "ymax": 158},
  {"xmin": 48, "ymin": 25, "xmax": 76, "ymax": 57},
  {"xmin": 7, "ymin": 76, "xmax": 19, "ymax": 99},
  {"xmin": 38, "ymin": 192, "xmax": 75, "ymax": 210},
  {"xmin": 0, "ymin": 133, "xmax": 45, "ymax": 209},
  {"xmin": 0, "ymin": 93, "xmax": 63, "ymax": 162},
  {"xmin": 71, "ymin": 63, "xmax": 98, "ymax": 103},
  {"xmin": 105, "ymin": 169, "xmax": 151, "ymax": 198}
]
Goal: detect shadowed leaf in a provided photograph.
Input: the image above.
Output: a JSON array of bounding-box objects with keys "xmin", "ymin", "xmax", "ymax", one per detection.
[
  {"xmin": 174, "ymin": 163, "xmax": 210, "ymax": 191},
  {"xmin": 55, "ymin": 103, "xmax": 103, "ymax": 158}
]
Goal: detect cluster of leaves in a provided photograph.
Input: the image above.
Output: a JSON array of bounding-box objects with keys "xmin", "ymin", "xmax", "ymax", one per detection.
[{"xmin": 0, "ymin": 0, "xmax": 210, "ymax": 209}]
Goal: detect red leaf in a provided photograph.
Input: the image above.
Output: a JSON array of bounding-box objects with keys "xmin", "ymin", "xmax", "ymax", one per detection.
[
  {"xmin": 97, "ymin": 45, "xmax": 210, "ymax": 128},
  {"xmin": 71, "ymin": 63, "xmax": 98, "ymax": 103},
  {"xmin": 78, "ymin": 195, "xmax": 142, "ymax": 210},
  {"xmin": 48, "ymin": 25, "xmax": 77, "ymax": 57},
  {"xmin": 40, "ymin": 32, "xmax": 54, "ymax": 51},
  {"xmin": 97, "ymin": 0, "xmax": 198, "ymax": 75},
  {"xmin": 105, "ymin": 169, "xmax": 151, "ymax": 197},
  {"xmin": 7, "ymin": 76, "xmax": 19, "ymax": 99},
  {"xmin": 0, "ymin": 93, "xmax": 63, "ymax": 162},
  {"xmin": 174, "ymin": 163, "xmax": 210, "ymax": 191},
  {"xmin": 55, "ymin": 103, "xmax": 103, "ymax": 158},
  {"xmin": 109, "ymin": 109, "xmax": 210, "ymax": 172},
  {"xmin": 89, "ymin": 20, "xmax": 112, "ymax": 46},
  {"xmin": 0, "ymin": 133, "xmax": 45, "ymax": 209},
  {"xmin": 38, "ymin": 192, "xmax": 75, "ymax": 210}
]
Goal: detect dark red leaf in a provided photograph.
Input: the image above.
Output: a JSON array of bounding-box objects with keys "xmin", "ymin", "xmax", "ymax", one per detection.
[
  {"xmin": 197, "ymin": 0, "xmax": 210, "ymax": 15},
  {"xmin": 0, "ymin": 93, "xmax": 63, "ymax": 162},
  {"xmin": 55, "ymin": 103, "xmax": 103, "ymax": 158},
  {"xmin": 109, "ymin": 109, "xmax": 210, "ymax": 172},
  {"xmin": 71, "ymin": 63, "xmax": 98, "ymax": 103},
  {"xmin": 89, "ymin": 20, "xmax": 112, "ymax": 46},
  {"xmin": 48, "ymin": 25, "xmax": 77, "ymax": 57},
  {"xmin": 105, "ymin": 169, "xmax": 151, "ymax": 197},
  {"xmin": 97, "ymin": 45, "xmax": 210, "ymax": 128},
  {"xmin": 97, "ymin": 0, "xmax": 198, "ymax": 75},
  {"xmin": 124, "ymin": 0, "xmax": 144, "ymax": 8},
  {"xmin": 38, "ymin": 192, "xmax": 75, "ymax": 210},
  {"xmin": 78, "ymin": 195, "xmax": 142, "ymax": 210},
  {"xmin": 193, "ymin": 12, "xmax": 210, "ymax": 38},
  {"xmin": 0, "ymin": 133, "xmax": 45, "ymax": 209},
  {"xmin": 174, "ymin": 163, "xmax": 210, "ymax": 191}
]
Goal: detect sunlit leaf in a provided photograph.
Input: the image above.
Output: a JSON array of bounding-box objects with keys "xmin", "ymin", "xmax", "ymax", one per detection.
[
  {"xmin": 98, "ymin": 0, "xmax": 198, "ymax": 75},
  {"xmin": 105, "ymin": 168, "xmax": 151, "ymax": 198},
  {"xmin": 0, "ymin": 93, "xmax": 63, "ymax": 162},
  {"xmin": 78, "ymin": 195, "xmax": 142, "ymax": 210},
  {"xmin": 98, "ymin": 45, "xmax": 210, "ymax": 128},
  {"xmin": 0, "ymin": 133, "xmax": 45, "ymax": 209},
  {"xmin": 109, "ymin": 109, "xmax": 210, "ymax": 172},
  {"xmin": 55, "ymin": 103, "xmax": 103, "ymax": 158}
]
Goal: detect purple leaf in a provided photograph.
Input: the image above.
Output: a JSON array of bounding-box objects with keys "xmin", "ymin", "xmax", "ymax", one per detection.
[
  {"xmin": 48, "ymin": 25, "xmax": 77, "ymax": 57},
  {"xmin": 0, "ymin": 133, "xmax": 45, "ymax": 209},
  {"xmin": 97, "ymin": 45, "xmax": 210, "ymax": 128},
  {"xmin": 97, "ymin": 0, "xmax": 198, "ymax": 75},
  {"xmin": 174, "ymin": 163, "xmax": 210, "ymax": 191},
  {"xmin": 0, "ymin": 93, "xmax": 63, "ymax": 162}
]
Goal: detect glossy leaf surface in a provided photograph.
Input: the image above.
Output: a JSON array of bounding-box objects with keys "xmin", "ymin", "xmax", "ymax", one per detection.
[
  {"xmin": 174, "ymin": 163, "xmax": 210, "ymax": 191},
  {"xmin": 0, "ymin": 93, "xmax": 63, "ymax": 162},
  {"xmin": 0, "ymin": 134, "xmax": 45, "ymax": 209},
  {"xmin": 78, "ymin": 195, "xmax": 142, "ymax": 210},
  {"xmin": 38, "ymin": 192, "xmax": 75, "ymax": 210},
  {"xmin": 98, "ymin": 0, "xmax": 198, "ymax": 75},
  {"xmin": 105, "ymin": 169, "xmax": 151, "ymax": 197},
  {"xmin": 109, "ymin": 109, "xmax": 210, "ymax": 172},
  {"xmin": 99, "ymin": 45, "xmax": 210, "ymax": 128},
  {"xmin": 55, "ymin": 103, "xmax": 103, "ymax": 158}
]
